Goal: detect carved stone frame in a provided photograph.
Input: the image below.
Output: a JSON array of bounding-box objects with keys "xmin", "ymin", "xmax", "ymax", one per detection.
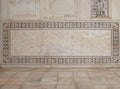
[
  {"xmin": 2, "ymin": 21, "xmax": 119, "ymax": 65},
  {"xmin": 90, "ymin": 0, "xmax": 112, "ymax": 19}
]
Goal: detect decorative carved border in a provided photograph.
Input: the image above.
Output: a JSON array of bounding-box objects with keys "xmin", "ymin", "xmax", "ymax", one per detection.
[{"xmin": 2, "ymin": 21, "xmax": 119, "ymax": 64}]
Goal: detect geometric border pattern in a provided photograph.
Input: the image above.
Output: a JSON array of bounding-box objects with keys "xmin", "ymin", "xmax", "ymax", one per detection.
[{"xmin": 1, "ymin": 21, "xmax": 119, "ymax": 64}]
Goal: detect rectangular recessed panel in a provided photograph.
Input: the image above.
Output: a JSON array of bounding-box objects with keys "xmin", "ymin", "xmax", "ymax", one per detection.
[
  {"xmin": 11, "ymin": 30, "xmax": 111, "ymax": 57},
  {"xmin": 51, "ymin": 0, "xmax": 75, "ymax": 15},
  {"xmin": 9, "ymin": 0, "xmax": 39, "ymax": 19}
]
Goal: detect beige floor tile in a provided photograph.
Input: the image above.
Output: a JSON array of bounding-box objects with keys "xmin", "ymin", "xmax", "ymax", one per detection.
[
  {"xmin": 0, "ymin": 72, "xmax": 16, "ymax": 78},
  {"xmin": 44, "ymin": 72, "xmax": 58, "ymax": 78},
  {"xmin": 87, "ymin": 72, "xmax": 98, "ymax": 77},
  {"xmin": 74, "ymin": 77, "xmax": 91, "ymax": 84},
  {"xmin": 40, "ymin": 78, "xmax": 57, "ymax": 85},
  {"xmin": 75, "ymin": 84, "xmax": 93, "ymax": 89},
  {"xmin": 24, "ymin": 77, "xmax": 42, "ymax": 85},
  {"xmin": 0, "ymin": 78, "xmax": 10, "ymax": 85},
  {"xmin": 107, "ymin": 77, "xmax": 120, "ymax": 85},
  {"xmin": 0, "ymin": 68, "xmax": 120, "ymax": 89},
  {"xmin": 112, "ymin": 85, "xmax": 120, "ymax": 89},
  {"xmin": 103, "ymin": 72, "xmax": 118, "ymax": 78},
  {"xmin": 57, "ymin": 86, "xmax": 75, "ymax": 89},
  {"xmin": 12, "ymin": 72, "xmax": 30, "ymax": 79},
  {"xmin": 24, "ymin": 72, "xmax": 44, "ymax": 85},
  {"xmin": 115, "ymin": 71, "xmax": 120, "ymax": 77},
  {"xmin": 59, "ymin": 72, "xmax": 73, "ymax": 77},
  {"xmin": 38, "ymin": 85, "xmax": 56, "ymax": 89},
  {"xmin": 18, "ymin": 85, "xmax": 38, "ymax": 89},
  {"xmin": 5, "ymin": 72, "xmax": 30, "ymax": 86},
  {"xmin": 5, "ymin": 79, "xmax": 24, "ymax": 86},
  {"xmin": 93, "ymin": 85, "xmax": 112, "ymax": 89},
  {"xmin": 108, "ymin": 68, "xmax": 120, "ymax": 71},
  {"xmin": 1, "ymin": 86, "xmax": 19, "ymax": 89},
  {"xmin": 58, "ymin": 77, "xmax": 74, "ymax": 85},
  {"xmin": 90, "ymin": 77, "xmax": 109, "ymax": 85},
  {"xmin": 87, "ymin": 71, "xmax": 104, "ymax": 77},
  {"xmin": 29, "ymin": 72, "xmax": 44, "ymax": 76},
  {"xmin": 0, "ymin": 86, "xmax": 3, "ymax": 89},
  {"xmin": 74, "ymin": 72, "xmax": 88, "ymax": 77}
]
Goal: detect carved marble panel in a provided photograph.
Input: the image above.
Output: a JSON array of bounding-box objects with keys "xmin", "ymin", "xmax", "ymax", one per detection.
[
  {"xmin": 49, "ymin": 0, "xmax": 80, "ymax": 20},
  {"xmin": 0, "ymin": 30, "xmax": 2, "ymax": 64},
  {"xmin": 91, "ymin": 0, "xmax": 109, "ymax": 18},
  {"xmin": 1, "ymin": 21, "xmax": 119, "ymax": 65},
  {"xmin": 11, "ymin": 30, "xmax": 111, "ymax": 56},
  {"xmin": 9, "ymin": 0, "xmax": 39, "ymax": 19}
]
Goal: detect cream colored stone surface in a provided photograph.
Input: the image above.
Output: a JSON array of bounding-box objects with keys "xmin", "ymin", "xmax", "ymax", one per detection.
[
  {"xmin": 0, "ymin": 30, "xmax": 2, "ymax": 64},
  {"xmin": 9, "ymin": 0, "xmax": 40, "ymax": 20},
  {"xmin": 0, "ymin": 68, "xmax": 119, "ymax": 89},
  {"xmin": 0, "ymin": 0, "xmax": 120, "ymax": 67},
  {"xmin": 0, "ymin": 0, "xmax": 120, "ymax": 20},
  {"xmin": 11, "ymin": 30, "xmax": 111, "ymax": 56}
]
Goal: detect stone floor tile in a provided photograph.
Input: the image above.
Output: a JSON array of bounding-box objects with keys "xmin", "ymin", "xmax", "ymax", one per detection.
[
  {"xmin": 5, "ymin": 72, "xmax": 30, "ymax": 86},
  {"xmin": 5, "ymin": 79, "xmax": 24, "ymax": 86},
  {"xmin": 57, "ymin": 86, "xmax": 75, "ymax": 89},
  {"xmin": 74, "ymin": 77, "xmax": 91, "ymax": 84},
  {"xmin": 0, "ymin": 68, "xmax": 120, "ymax": 89},
  {"xmin": 87, "ymin": 71, "xmax": 104, "ymax": 77},
  {"xmin": 0, "ymin": 78, "xmax": 10, "ymax": 85},
  {"xmin": 112, "ymin": 86, "xmax": 120, "ymax": 89},
  {"xmin": 75, "ymin": 83, "xmax": 94, "ymax": 89},
  {"xmin": 24, "ymin": 77, "xmax": 42, "ymax": 85},
  {"xmin": 18, "ymin": 85, "xmax": 38, "ymax": 89},
  {"xmin": 74, "ymin": 72, "xmax": 88, "ymax": 77},
  {"xmin": 90, "ymin": 77, "xmax": 109, "ymax": 85},
  {"xmin": 59, "ymin": 72, "xmax": 73, "ymax": 77},
  {"xmin": 38, "ymin": 85, "xmax": 56, "ymax": 89},
  {"xmin": 107, "ymin": 77, "xmax": 120, "ymax": 85},
  {"xmin": 0, "ymin": 72, "xmax": 16, "ymax": 78},
  {"xmin": 115, "ymin": 71, "xmax": 120, "ymax": 77},
  {"xmin": 12, "ymin": 72, "xmax": 30, "ymax": 79},
  {"xmin": 29, "ymin": 72, "xmax": 44, "ymax": 76},
  {"xmin": 40, "ymin": 78, "xmax": 57, "ymax": 85},
  {"xmin": 0, "ymin": 86, "xmax": 3, "ymax": 89},
  {"xmin": 58, "ymin": 77, "xmax": 74, "ymax": 85},
  {"xmin": 87, "ymin": 72, "xmax": 98, "ymax": 77},
  {"xmin": 44, "ymin": 72, "xmax": 58, "ymax": 78},
  {"xmin": 1, "ymin": 86, "xmax": 19, "ymax": 89},
  {"xmin": 93, "ymin": 85, "xmax": 112, "ymax": 89},
  {"xmin": 108, "ymin": 68, "xmax": 120, "ymax": 71},
  {"xmin": 103, "ymin": 72, "xmax": 118, "ymax": 78}
]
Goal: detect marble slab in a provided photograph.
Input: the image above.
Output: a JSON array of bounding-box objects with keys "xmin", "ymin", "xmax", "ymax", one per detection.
[{"xmin": 11, "ymin": 30, "xmax": 111, "ymax": 57}]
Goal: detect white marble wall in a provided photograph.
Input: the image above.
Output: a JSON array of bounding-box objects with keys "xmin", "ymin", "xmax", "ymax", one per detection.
[
  {"xmin": 0, "ymin": 23, "xmax": 2, "ymax": 64},
  {"xmin": 0, "ymin": 0, "xmax": 120, "ymax": 20},
  {"xmin": 0, "ymin": 0, "xmax": 120, "ymax": 67}
]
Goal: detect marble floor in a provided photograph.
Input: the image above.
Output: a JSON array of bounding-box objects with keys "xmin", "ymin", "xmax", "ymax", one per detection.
[{"xmin": 0, "ymin": 67, "xmax": 120, "ymax": 89}]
